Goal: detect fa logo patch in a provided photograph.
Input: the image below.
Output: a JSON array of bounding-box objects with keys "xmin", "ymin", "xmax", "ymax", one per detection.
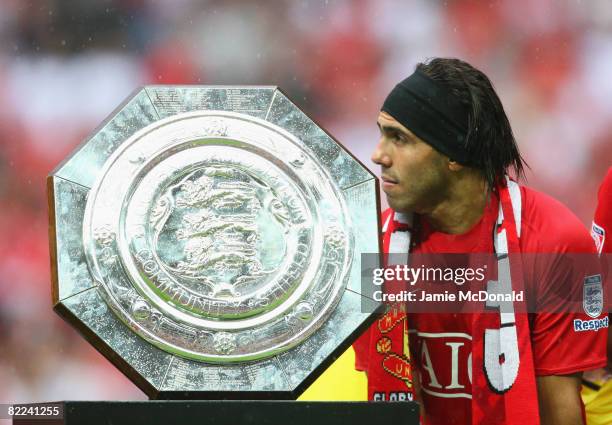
[
  {"xmin": 591, "ymin": 222, "xmax": 605, "ymax": 255},
  {"xmin": 583, "ymin": 274, "xmax": 603, "ymax": 318}
]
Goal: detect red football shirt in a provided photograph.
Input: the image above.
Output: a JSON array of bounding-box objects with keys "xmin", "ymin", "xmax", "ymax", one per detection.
[{"xmin": 358, "ymin": 185, "xmax": 607, "ymax": 425}]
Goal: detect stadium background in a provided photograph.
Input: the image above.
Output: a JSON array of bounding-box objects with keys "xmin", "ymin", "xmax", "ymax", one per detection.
[{"xmin": 1, "ymin": 0, "xmax": 611, "ymax": 412}]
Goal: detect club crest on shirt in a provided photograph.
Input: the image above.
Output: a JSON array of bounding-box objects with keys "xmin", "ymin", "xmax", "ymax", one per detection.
[
  {"xmin": 583, "ymin": 274, "xmax": 603, "ymax": 318},
  {"xmin": 591, "ymin": 221, "xmax": 605, "ymax": 255}
]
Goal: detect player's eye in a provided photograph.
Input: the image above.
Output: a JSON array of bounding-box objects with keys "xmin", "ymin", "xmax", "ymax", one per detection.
[{"xmin": 390, "ymin": 131, "xmax": 406, "ymax": 144}]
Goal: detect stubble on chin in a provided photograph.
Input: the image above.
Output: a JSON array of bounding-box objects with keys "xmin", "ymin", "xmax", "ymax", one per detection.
[{"xmin": 386, "ymin": 195, "xmax": 415, "ymax": 214}]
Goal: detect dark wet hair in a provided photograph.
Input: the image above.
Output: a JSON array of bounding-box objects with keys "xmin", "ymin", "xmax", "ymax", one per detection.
[{"xmin": 416, "ymin": 58, "xmax": 527, "ymax": 188}]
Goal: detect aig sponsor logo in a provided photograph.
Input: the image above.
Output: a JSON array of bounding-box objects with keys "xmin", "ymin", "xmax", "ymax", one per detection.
[{"xmin": 415, "ymin": 332, "xmax": 472, "ymax": 399}]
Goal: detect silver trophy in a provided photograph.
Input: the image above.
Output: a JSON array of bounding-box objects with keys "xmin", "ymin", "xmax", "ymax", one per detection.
[{"xmin": 48, "ymin": 86, "xmax": 381, "ymax": 398}]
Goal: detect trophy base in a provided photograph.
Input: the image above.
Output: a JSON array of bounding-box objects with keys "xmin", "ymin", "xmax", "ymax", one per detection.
[{"xmin": 12, "ymin": 401, "xmax": 419, "ymax": 425}]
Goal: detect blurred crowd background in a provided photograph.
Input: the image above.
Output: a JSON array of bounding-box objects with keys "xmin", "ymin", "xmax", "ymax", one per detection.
[{"xmin": 1, "ymin": 0, "xmax": 611, "ymax": 407}]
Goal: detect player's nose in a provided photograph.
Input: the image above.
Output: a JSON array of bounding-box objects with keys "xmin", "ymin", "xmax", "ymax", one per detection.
[{"xmin": 371, "ymin": 139, "xmax": 392, "ymax": 168}]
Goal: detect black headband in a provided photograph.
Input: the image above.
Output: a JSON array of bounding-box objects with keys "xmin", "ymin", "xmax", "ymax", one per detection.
[{"xmin": 381, "ymin": 70, "xmax": 473, "ymax": 165}]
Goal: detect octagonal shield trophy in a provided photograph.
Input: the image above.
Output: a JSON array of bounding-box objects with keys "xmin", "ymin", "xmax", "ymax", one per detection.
[{"xmin": 46, "ymin": 86, "xmax": 393, "ymax": 406}]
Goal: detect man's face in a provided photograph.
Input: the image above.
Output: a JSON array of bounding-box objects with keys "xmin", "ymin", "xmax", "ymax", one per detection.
[{"xmin": 371, "ymin": 111, "xmax": 451, "ymax": 214}]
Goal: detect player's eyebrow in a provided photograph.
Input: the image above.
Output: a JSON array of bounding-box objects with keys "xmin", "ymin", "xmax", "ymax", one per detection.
[{"xmin": 377, "ymin": 122, "xmax": 410, "ymax": 138}]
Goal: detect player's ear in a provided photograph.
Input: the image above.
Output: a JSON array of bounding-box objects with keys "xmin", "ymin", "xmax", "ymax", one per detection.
[{"xmin": 448, "ymin": 159, "xmax": 464, "ymax": 172}]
